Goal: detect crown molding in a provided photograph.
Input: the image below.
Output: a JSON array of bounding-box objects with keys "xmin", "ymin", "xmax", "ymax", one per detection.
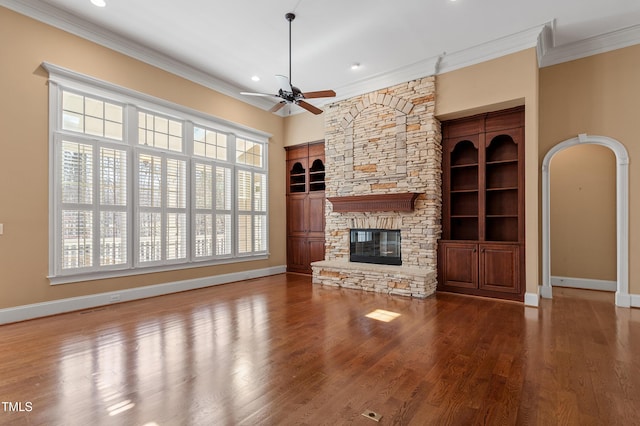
[
  {"xmin": 438, "ymin": 23, "xmax": 548, "ymax": 75},
  {"xmin": 536, "ymin": 20, "xmax": 556, "ymax": 65},
  {"xmin": 539, "ymin": 23, "xmax": 640, "ymax": 67},
  {"xmin": 0, "ymin": 0, "xmax": 274, "ymax": 112}
]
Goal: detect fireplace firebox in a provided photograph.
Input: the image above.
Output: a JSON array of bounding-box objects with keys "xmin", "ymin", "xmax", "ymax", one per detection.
[{"xmin": 350, "ymin": 229, "xmax": 401, "ymax": 266}]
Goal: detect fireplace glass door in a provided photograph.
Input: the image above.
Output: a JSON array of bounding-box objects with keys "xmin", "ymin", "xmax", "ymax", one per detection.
[{"xmin": 350, "ymin": 229, "xmax": 401, "ymax": 265}]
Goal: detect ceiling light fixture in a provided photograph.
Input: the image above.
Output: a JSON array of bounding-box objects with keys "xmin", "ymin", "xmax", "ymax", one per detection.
[
  {"xmin": 91, "ymin": 0, "xmax": 106, "ymax": 7},
  {"xmin": 351, "ymin": 63, "xmax": 361, "ymax": 70},
  {"xmin": 251, "ymin": 75, "xmax": 260, "ymax": 82}
]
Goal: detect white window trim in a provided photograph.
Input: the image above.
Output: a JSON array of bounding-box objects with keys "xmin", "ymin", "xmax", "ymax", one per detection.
[{"xmin": 45, "ymin": 63, "xmax": 271, "ymax": 285}]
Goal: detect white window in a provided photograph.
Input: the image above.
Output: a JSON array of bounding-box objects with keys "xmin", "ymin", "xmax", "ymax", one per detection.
[
  {"xmin": 193, "ymin": 163, "xmax": 233, "ymax": 259},
  {"xmin": 55, "ymin": 92, "xmax": 129, "ymax": 275},
  {"xmin": 62, "ymin": 90, "xmax": 123, "ymax": 140},
  {"xmin": 237, "ymin": 169, "xmax": 268, "ymax": 254},
  {"xmin": 46, "ymin": 64, "xmax": 269, "ymax": 284},
  {"xmin": 194, "ymin": 125, "xmax": 227, "ymax": 161},
  {"xmin": 136, "ymin": 153, "xmax": 188, "ymax": 264},
  {"xmin": 138, "ymin": 111, "xmax": 183, "ymax": 152}
]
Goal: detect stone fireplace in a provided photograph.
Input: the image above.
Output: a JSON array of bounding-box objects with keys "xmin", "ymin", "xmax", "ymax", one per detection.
[{"xmin": 312, "ymin": 76, "xmax": 442, "ymax": 298}]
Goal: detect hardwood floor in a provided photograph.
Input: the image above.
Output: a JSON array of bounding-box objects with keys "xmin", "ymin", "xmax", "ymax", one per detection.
[{"xmin": 1, "ymin": 275, "xmax": 639, "ymax": 425}]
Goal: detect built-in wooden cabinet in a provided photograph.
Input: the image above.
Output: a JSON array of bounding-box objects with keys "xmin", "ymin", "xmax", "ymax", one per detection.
[
  {"xmin": 286, "ymin": 142, "xmax": 326, "ymax": 274},
  {"xmin": 438, "ymin": 107, "xmax": 524, "ymax": 301}
]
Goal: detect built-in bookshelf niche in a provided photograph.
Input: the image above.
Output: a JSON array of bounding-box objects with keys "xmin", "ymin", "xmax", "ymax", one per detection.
[
  {"xmin": 289, "ymin": 161, "xmax": 306, "ymax": 193},
  {"xmin": 485, "ymin": 134, "xmax": 518, "ymax": 242},
  {"xmin": 309, "ymin": 159, "xmax": 325, "ymax": 191},
  {"xmin": 450, "ymin": 140, "xmax": 479, "ymax": 240}
]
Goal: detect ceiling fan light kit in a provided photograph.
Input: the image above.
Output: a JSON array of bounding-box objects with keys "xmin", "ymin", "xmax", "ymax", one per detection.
[{"xmin": 241, "ymin": 12, "xmax": 336, "ymax": 115}]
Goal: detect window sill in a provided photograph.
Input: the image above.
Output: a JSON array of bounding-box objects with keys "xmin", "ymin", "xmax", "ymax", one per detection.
[{"xmin": 48, "ymin": 254, "xmax": 269, "ymax": 285}]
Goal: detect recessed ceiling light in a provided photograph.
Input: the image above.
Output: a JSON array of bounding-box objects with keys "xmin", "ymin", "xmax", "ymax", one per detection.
[
  {"xmin": 351, "ymin": 63, "xmax": 361, "ymax": 70},
  {"xmin": 91, "ymin": 0, "xmax": 106, "ymax": 7},
  {"xmin": 251, "ymin": 75, "xmax": 260, "ymax": 82}
]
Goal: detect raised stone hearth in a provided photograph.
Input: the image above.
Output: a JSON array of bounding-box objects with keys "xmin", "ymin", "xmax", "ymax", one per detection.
[
  {"xmin": 313, "ymin": 260, "xmax": 437, "ymax": 298},
  {"xmin": 312, "ymin": 76, "xmax": 442, "ymax": 298}
]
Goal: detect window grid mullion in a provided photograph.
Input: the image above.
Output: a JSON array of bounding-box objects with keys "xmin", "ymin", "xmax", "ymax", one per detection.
[
  {"xmin": 92, "ymin": 143, "xmax": 101, "ymax": 270},
  {"xmin": 161, "ymin": 155, "xmax": 167, "ymax": 262},
  {"xmin": 212, "ymin": 168, "xmax": 217, "ymax": 259},
  {"xmin": 184, "ymin": 122, "xmax": 193, "ymax": 262},
  {"xmin": 127, "ymin": 105, "xmax": 137, "ymax": 269}
]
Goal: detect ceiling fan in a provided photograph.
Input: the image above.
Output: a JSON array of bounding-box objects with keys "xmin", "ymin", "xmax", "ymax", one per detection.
[{"xmin": 241, "ymin": 12, "xmax": 336, "ymax": 115}]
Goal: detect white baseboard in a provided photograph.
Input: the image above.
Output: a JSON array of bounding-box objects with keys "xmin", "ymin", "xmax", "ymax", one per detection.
[
  {"xmin": 524, "ymin": 292, "xmax": 539, "ymax": 307},
  {"xmin": 0, "ymin": 265, "xmax": 286, "ymax": 325},
  {"xmin": 551, "ymin": 276, "xmax": 616, "ymax": 292},
  {"xmin": 540, "ymin": 285, "xmax": 553, "ymax": 299},
  {"xmin": 631, "ymin": 294, "xmax": 640, "ymax": 308}
]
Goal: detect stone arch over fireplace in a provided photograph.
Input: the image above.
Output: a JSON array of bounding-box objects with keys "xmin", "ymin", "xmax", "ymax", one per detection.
[{"xmin": 339, "ymin": 94, "xmax": 416, "ymax": 181}]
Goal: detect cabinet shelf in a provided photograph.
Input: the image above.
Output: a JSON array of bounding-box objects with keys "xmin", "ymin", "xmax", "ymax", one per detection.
[
  {"xmin": 451, "ymin": 163, "xmax": 479, "ymax": 169},
  {"xmin": 486, "ymin": 186, "xmax": 518, "ymax": 191},
  {"xmin": 486, "ymin": 159, "xmax": 518, "ymax": 166},
  {"xmin": 309, "ymin": 183, "xmax": 326, "ymax": 191}
]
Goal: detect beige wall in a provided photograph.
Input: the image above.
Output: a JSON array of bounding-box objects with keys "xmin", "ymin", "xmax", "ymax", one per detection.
[
  {"xmin": 549, "ymin": 145, "xmax": 616, "ymax": 281},
  {"xmin": 436, "ymin": 48, "xmax": 540, "ymax": 297},
  {"xmin": 539, "ymin": 43, "xmax": 640, "ymax": 294},
  {"xmin": 0, "ymin": 7, "xmax": 287, "ymax": 309},
  {"xmin": 284, "ymin": 111, "xmax": 325, "ymax": 146}
]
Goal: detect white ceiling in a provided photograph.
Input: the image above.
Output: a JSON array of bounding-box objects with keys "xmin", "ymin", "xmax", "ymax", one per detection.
[{"xmin": 4, "ymin": 0, "xmax": 640, "ymax": 114}]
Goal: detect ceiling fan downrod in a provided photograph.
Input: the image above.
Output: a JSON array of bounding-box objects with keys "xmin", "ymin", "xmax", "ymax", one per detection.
[{"xmin": 285, "ymin": 12, "xmax": 295, "ymax": 85}]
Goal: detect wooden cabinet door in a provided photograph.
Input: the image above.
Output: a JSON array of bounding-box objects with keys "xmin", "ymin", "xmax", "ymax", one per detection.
[
  {"xmin": 287, "ymin": 236, "xmax": 309, "ymax": 273},
  {"xmin": 478, "ymin": 244, "xmax": 520, "ymax": 294},
  {"xmin": 439, "ymin": 242, "xmax": 478, "ymax": 289},
  {"xmin": 308, "ymin": 192, "xmax": 325, "ymax": 235},
  {"xmin": 308, "ymin": 238, "xmax": 325, "ymax": 266},
  {"xmin": 287, "ymin": 194, "xmax": 308, "ymax": 235}
]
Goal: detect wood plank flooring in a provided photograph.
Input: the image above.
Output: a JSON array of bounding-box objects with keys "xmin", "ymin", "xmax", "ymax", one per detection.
[{"xmin": 0, "ymin": 274, "xmax": 639, "ymax": 425}]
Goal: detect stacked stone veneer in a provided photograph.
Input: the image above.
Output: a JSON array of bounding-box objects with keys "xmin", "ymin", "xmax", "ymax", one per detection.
[{"xmin": 312, "ymin": 76, "xmax": 442, "ymax": 298}]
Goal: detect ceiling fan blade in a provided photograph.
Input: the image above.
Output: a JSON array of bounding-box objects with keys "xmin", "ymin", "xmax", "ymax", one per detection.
[
  {"xmin": 297, "ymin": 100, "xmax": 323, "ymax": 115},
  {"xmin": 275, "ymin": 75, "xmax": 293, "ymax": 92},
  {"xmin": 269, "ymin": 101, "xmax": 287, "ymax": 113},
  {"xmin": 302, "ymin": 89, "xmax": 336, "ymax": 99},
  {"xmin": 240, "ymin": 91, "xmax": 280, "ymax": 98}
]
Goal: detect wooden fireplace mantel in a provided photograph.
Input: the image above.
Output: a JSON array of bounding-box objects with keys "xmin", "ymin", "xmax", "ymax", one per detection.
[{"xmin": 327, "ymin": 192, "xmax": 421, "ymax": 212}]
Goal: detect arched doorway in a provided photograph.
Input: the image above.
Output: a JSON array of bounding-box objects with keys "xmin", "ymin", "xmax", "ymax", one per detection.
[{"xmin": 541, "ymin": 134, "xmax": 630, "ymax": 307}]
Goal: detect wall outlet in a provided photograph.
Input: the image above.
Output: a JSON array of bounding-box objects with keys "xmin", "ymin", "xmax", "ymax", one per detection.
[
  {"xmin": 109, "ymin": 294, "xmax": 121, "ymax": 303},
  {"xmin": 0, "ymin": 223, "xmax": 3, "ymax": 235}
]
